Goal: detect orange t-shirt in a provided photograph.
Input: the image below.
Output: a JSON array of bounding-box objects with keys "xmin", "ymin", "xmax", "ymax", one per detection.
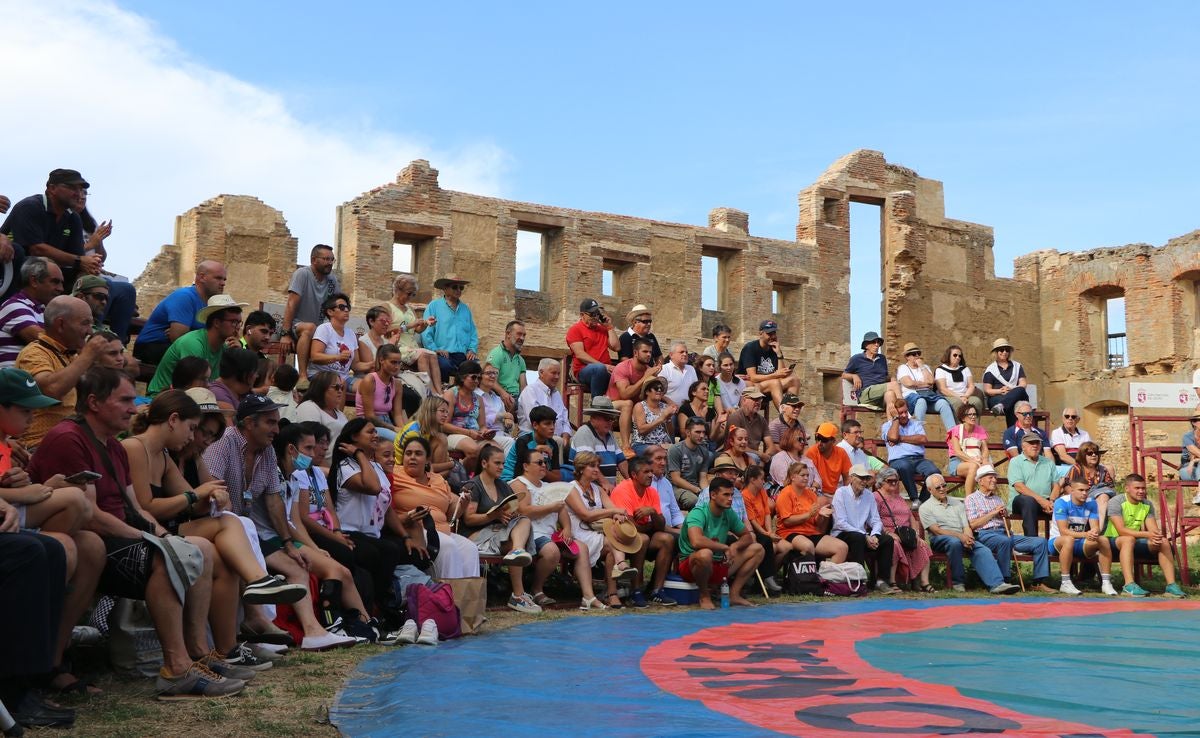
[
  {"xmin": 804, "ymin": 444, "xmax": 852, "ymax": 494},
  {"xmin": 609, "ymin": 479, "xmax": 662, "ymax": 517},
  {"xmin": 0, "ymin": 439, "xmax": 12, "ymax": 475},
  {"xmin": 775, "ymin": 484, "xmax": 829, "ymax": 538},
  {"xmin": 742, "ymin": 487, "xmax": 771, "ymax": 531}
]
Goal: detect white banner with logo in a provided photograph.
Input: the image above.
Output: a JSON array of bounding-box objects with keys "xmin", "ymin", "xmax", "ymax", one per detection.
[{"xmin": 1128, "ymin": 382, "xmax": 1199, "ymax": 409}]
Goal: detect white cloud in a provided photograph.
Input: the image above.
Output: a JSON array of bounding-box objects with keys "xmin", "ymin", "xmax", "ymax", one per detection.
[{"xmin": 0, "ymin": 0, "xmax": 509, "ymax": 283}]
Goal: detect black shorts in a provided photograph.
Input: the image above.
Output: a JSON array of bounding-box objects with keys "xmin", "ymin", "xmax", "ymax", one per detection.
[
  {"xmin": 99, "ymin": 537, "xmax": 153, "ymax": 600},
  {"xmin": 786, "ymin": 533, "xmax": 826, "ymax": 548}
]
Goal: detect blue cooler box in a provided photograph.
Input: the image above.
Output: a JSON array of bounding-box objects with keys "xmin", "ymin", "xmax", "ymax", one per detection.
[{"xmin": 663, "ymin": 572, "xmax": 699, "ymax": 605}]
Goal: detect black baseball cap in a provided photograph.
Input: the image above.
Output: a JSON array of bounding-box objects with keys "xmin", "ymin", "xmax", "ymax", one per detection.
[
  {"xmin": 236, "ymin": 394, "xmax": 287, "ymax": 421},
  {"xmin": 47, "ymin": 169, "xmax": 89, "ymax": 188},
  {"xmin": 759, "ymin": 320, "xmax": 778, "ymax": 333},
  {"xmin": 580, "ymin": 298, "xmax": 601, "ymax": 315}
]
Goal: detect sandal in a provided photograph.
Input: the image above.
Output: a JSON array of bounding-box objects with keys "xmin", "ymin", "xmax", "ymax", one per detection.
[
  {"xmin": 919, "ymin": 583, "xmax": 936, "ymax": 593},
  {"xmin": 532, "ymin": 592, "xmax": 557, "ymax": 607},
  {"xmin": 612, "ymin": 562, "xmax": 637, "ymax": 584},
  {"xmin": 579, "ymin": 596, "xmax": 608, "ymax": 611},
  {"xmin": 43, "ymin": 667, "xmax": 103, "ymax": 697},
  {"xmin": 606, "ymin": 595, "xmax": 624, "ymax": 609}
]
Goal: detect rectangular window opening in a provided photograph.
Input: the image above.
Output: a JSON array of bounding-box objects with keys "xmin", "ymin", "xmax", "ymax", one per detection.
[
  {"xmin": 602, "ymin": 269, "xmax": 615, "ymax": 298},
  {"xmin": 771, "ymin": 290, "xmax": 780, "ymax": 314},
  {"xmin": 701, "ymin": 254, "xmax": 723, "ymax": 311},
  {"xmin": 1105, "ymin": 296, "xmax": 1127, "ymax": 369},
  {"xmin": 848, "ymin": 202, "xmax": 883, "ymax": 346},
  {"xmin": 515, "ymin": 229, "xmax": 546, "ymax": 292},
  {"xmin": 392, "ymin": 241, "xmax": 414, "ymax": 273}
]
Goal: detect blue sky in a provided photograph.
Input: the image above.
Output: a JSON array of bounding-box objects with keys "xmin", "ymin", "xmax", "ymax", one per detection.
[{"xmin": 4, "ymin": 1, "xmax": 1195, "ymax": 342}]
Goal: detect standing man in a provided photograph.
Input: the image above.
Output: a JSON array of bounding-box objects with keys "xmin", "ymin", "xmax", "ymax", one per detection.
[
  {"xmin": 678, "ymin": 477, "xmax": 764, "ymax": 609},
  {"xmin": 659, "ymin": 341, "xmax": 697, "ymax": 408},
  {"xmin": 133, "ymin": 260, "xmax": 227, "ymax": 364},
  {"xmin": 516, "ymin": 358, "xmax": 573, "ymax": 444},
  {"xmin": 486, "ymin": 319, "xmax": 528, "ymax": 407},
  {"xmin": 842, "ymin": 331, "xmax": 899, "ymax": 419},
  {"xmin": 279, "ymin": 245, "xmax": 340, "ymax": 382},
  {"xmin": 608, "ymin": 337, "xmax": 663, "ymax": 457},
  {"xmin": 738, "ymin": 320, "xmax": 801, "ymax": 409},
  {"xmin": 831, "ymin": 465, "xmax": 901, "ymax": 593},
  {"xmin": 966, "ymin": 465, "xmax": 1055, "ymax": 593},
  {"xmin": 919, "ymin": 473, "xmax": 1020, "ymax": 594},
  {"xmin": 422, "ymin": 273, "xmax": 478, "ymax": 379},
  {"xmin": 880, "ymin": 398, "xmax": 942, "ymax": 503},
  {"xmin": 148, "ymin": 295, "xmax": 248, "ymax": 395},
  {"xmin": 617, "ymin": 304, "xmax": 661, "ymax": 362},
  {"xmin": 1050, "ymin": 407, "xmax": 1091, "ymax": 469},
  {"xmin": 0, "ymin": 257, "xmax": 63, "ymax": 367},
  {"xmin": 668, "ymin": 417, "xmax": 712, "ymax": 510},
  {"xmin": 565, "ymin": 299, "xmax": 619, "ymax": 399}
]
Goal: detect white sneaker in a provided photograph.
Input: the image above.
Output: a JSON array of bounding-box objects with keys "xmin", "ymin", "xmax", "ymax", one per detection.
[
  {"xmin": 300, "ymin": 632, "xmax": 357, "ymax": 651},
  {"xmin": 416, "ymin": 619, "xmax": 439, "ymax": 645},
  {"xmin": 1059, "ymin": 581, "xmax": 1082, "ymax": 596},
  {"xmin": 1101, "ymin": 580, "xmax": 1118, "ymax": 596},
  {"xmin": 397, "ymin": 619, "xmax": 418, "ymax": 645}
]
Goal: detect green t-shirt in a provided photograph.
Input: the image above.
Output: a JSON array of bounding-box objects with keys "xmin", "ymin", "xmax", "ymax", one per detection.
[
  {"xmin": 1103, "ymin": 494, "xmax": 1155, "ymax": 538},
  {"xmin": 679, "ymin": 502, "xmax": 745, "ymax": 560},
  {"xmin": 148, "ymin": 329, "xmax": 224, "ymax": 395},
  {"xmin": 485, "ymin": 343, "xmax": 527, "ymax": 397}
]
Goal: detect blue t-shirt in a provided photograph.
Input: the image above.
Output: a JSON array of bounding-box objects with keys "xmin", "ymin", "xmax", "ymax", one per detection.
[
  {"xmin": 844, "ymin": 352, "xmax": 889, "ymax": 388},
  {"xmin": 1049, "ymin": 496, "xmax": 1098, "ymax": 542},
  {"xmin": 1002, "ymin": 425, "xmax": 1049, "ymax": 453},
  {"xmin": 501, "ymin": 431, "xmax": 561, "ymax": 482},
  {"xmin": 138, "ymin": 286, "xmax": 205, "ymax": 345},
  {"xmin": 1183, "ymin": 430, "xmax": 1196, "ymax": 466}
]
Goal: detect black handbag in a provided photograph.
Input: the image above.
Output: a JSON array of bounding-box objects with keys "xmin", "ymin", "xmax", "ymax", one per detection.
[
  {"xmin": 881, "ymin": 495, "xmax": 918, "ymax": 552},
  {"xmin": 783, "ymin": 552, "xmax": 823, "ymax": 595}
]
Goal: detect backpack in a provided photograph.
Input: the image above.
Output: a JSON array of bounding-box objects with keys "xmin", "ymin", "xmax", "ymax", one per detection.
[
  {"xmin": 818, "ymin": 560, "xmax": 868, "ymax": 597},
  {"xmin": 783, "ymin": 553, "xmax": 823, "ymax": 595},
  {"xmin": 405, "ymin": 582, "xmax": 461, "ymax": 640}
]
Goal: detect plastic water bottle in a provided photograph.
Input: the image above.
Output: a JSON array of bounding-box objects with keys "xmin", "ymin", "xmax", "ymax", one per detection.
[{"xmin": 719, "ymin": 577, "xmax": 730, "ymax": 609}]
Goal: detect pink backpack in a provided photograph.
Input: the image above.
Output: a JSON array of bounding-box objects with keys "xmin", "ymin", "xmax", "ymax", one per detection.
[{"xmin": 405, "ymin": 582, "xmax": 461, "ymax": 640}]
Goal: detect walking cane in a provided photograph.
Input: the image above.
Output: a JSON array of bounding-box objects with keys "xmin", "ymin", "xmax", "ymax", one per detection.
[
  {"xmin": 755, "ymin": 569, "xmax": 770, "ymax": 599},
  {"xmin": 1001, "ymin": 511, "xmax": 1026, "ymax": 592}
]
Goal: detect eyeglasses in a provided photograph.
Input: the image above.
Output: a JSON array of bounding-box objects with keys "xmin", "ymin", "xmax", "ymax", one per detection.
[
  {"xmin": 482, "ymin": 371, "xmax": 499, "ymax": 378},
  {"xmin": 331, "ymin": 385, "xmax": 345, "ymax": 392},
  {"xmin": 465, "ymin": 374, "xmax": 481, "ymax": 381},
  {"xmin": 929, "ymin": 485, "xmax": 946, "ymax": 492},
  {"xmin": 446, "ymin": 284, "xmax": 464, "ymax": 291},
  {"xmin": 883, "ymin": 479, "xmax": 899, "ymax": 484},
  {"xmin": 964, "ymin": 412, "xmax": 978, "ymax": 418},
  {"xmin": 1063, "ymin": 414, "xmax": 1079, "ymax": 420},
  {"xmin": 845, "ymin": 430, "xmax": 862, "ymax": 435},
  {"xmin": 331, "ymin": 304, "xmax": 351, "ymax": 311},
  {"xmin": 635, "ymin": 318, "xmax": 652, "ymax": 325},
  {"xmin": 531, "ymin": 459, "xmax": 547, "ymax": 466},
  {"xmin": 220, "ymin": 318, "xmax": 243, "ymax": 326}
]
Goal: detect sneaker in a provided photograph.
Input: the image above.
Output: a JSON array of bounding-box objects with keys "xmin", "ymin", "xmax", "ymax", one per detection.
[
  {"xmin": 507, "ymin": 594, "xmax": 542, "ymax": 614},
  {"xmin": 1059, "ymin": 581, "xmax": 1082, "ymax": 596},
  {"xmin": 416, "ymin": 619, "xmax": 439, "ymax": 645},
  {"xmin": 650, "ymin": 589, "xmax": 678, "ymax": 606},
  {"xmin": 201, "ymin": 650, "xmax": 257, "ymax": 681},
  {"xmin": 1121, "ymin": 582, "xmax": 1149, "ymax": 598},
  {"xmin": 1101, "ymin": 580, "xmax": 1119, "ymax": 596},
  {"xmin": 951, "ymin": 584, "xmax": 966, "ymax": 592},
  {"xmin": 243, "ymin": 575, "xmax": 308, "ymax": 605},
  {"xmin": 70, "ymin": 625, "xmax": 104, "ymax": 646},
  {"xmin": 396, "ymin": 619, "xmax": 419, "ymax": 644},
  {"xmin": 990, "ymin": 404, "xmax": 1005, "ymax": 416},
  {"xmin": 156, "ymin": 661, "xmax": 245, "ymax": 700},
  {"xmin": 1164, "ymin": 582, "xmax": 1186, "ymax": 598},
  {"xmin": 249, "ymin": 643, "xmax": 287, "ymax": 661},
  {"xmin": 989, "ymin": 583, "xmax": 1021, "ymax": 595},
  {"xmin": 503, "ymin": 549, "xmax": 533, "ymax": 566},
  {"xmin": 224, "ymin": 643, "xmax": 273, "ymax": 672},
  {"xmin": 300, "ymin": 632, "xmax": 357, "ymax": 651},
  {"xmin": 342, "ymin": 616, "xmax": 380, "ymax": 643},
  {"xmin": 629, "ymin": 590, "xmax": 649, "ymax": 608},
  {"xmin": 877, "ymin": 582, "xmax": 904, "ymax": 595},
  {"xmin": 763, "ymin": 576, "xmax": 783, "ymax": 594}
]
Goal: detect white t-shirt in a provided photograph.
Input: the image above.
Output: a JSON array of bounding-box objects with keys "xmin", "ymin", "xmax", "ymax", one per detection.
[
  {"xmin": 934, "ymin": 365, "xmax": 974, "ymax": 396},
  {"xmin": 294, "ymin": 467, "xmax": 331, "ymax": 515},
  {"xmin": 896, "ymin": 363, "xmax": 935, "ymax": 399},
  {"xmin": 334, "ymin": 458, "xmax": 392, "ymax": 538},
  {"xmin": 294, "ymin": 401, "xmax": 347, "ymax": 462},
  {"xmin": 309, "ymin": 322, "xmax": 360, "ymax": 380},
  {"xmin": 659, "ymin": 362, "xmax": 697, "ymax": 407},
  {"xmin": 716, "ymin": 376, "xmax": 745, "ymax": 409}
]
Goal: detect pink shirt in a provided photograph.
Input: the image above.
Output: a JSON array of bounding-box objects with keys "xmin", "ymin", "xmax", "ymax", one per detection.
[
  {"xmin": 946, "ymin": 424, "xmax": 988, "ymax": 461},
  {"xmin": 355, "ymin": 372, "xmax": 395, "ymax": 420}
]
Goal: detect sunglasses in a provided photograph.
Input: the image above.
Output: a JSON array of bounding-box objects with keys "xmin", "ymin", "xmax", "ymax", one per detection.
[
  {"xmin": 906, "ymin": 351, "xmax": 922, "ymax": 357},
  {"xmin": 82, "ymin": 291, "xmax": 109, "ymax": 302},
  {"xmin": 331, "ymin": 304, "xmax": 351, "ymax": 311},
  {"xmin": 531, "ymin": 459, "xmax": 547, "ymax": 466},
  {"xmin": 928, "ymin": 485, "xmax": 946, "ymax": 492},
  {"xmin": 635, "ymin": 318, "xmax": 652, "ymax": 325},
  {"xmin": 1085, "ymin": 451, "xmax": 1099, "ymax": 456},
  {"xmin": 464, "ymin": 374, "xmax": 481, "ymax": 381},
  {"xmin": 1017, "ymin": 411, "xmax": 1033, "ymax": 417},
  {"xmin": 1063, "ymin": 414, "xmax": 1079, "ymax": 419},
  {"xmin": 482, "ymin": 371, "xmax": 499, "ymax": 378},
  {"xmin": 331, "ymin": 385, "xmax": 346, "ymax": 392},
  {"xmin": 950, "ymin": 352, "xmax": 961, "ymax": 358}
]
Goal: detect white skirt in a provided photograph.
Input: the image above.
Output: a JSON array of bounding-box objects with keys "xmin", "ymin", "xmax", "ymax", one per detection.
[
  {"xmin": 434, "ymin": 530, "xmax": 481, "ymax": 578},
  {"xmin": 570, "ymin": 523, "xmax": 606, "ymax": 568}
]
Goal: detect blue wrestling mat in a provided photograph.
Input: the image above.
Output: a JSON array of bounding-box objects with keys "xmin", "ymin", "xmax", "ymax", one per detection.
[{"xmin": 331, "ymin": 598, "xmax": 1200, "ymax": 737}]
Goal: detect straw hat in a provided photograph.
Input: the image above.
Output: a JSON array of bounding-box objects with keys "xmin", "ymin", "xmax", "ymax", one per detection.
[
  {"xmin": 991, "ymin": 338, "xmax": 1014, "ymax": 352},
  {"xmin": 601, "ymin": 518, "xmax": 641, "ymax": 554},
  {"xmin": 196, "ymin": 294, "xmax": 249, "ymax": 324}
]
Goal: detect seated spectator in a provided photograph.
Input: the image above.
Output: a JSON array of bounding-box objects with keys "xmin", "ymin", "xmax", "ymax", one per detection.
[
  {"xmin": 573, "ymin": 396, "xmax": 626, "ymax": 488},
  {"xmin": 89, "ymin": 330, "xmax": 134, "ymax": 380},
  {"xmin": 506, "ymin": 446, "xmax": 565, "ymax": 610},
  {"xmin": 678, "ymin": 476, "xmax": 764, "ymax": 609},
  {"xmin": 714, "ymin": 351, "xmax": 745, "ymax": 412},
  {"xmin": 240, "ymin": 310, "xmax": 276, "ymax": 394},
  {"xmin": 171, "ymin": 355, "xmax": 212, "ymax": 391},
  {"xmin": 946, "ymin": 403, "xmax": 989, "ymax": 496},
  {"xmin": 676, "ymin": 379, "xmax": 724, "ymax": 445},
  {"xmin": 0, "ymin": 256, "xmax": 63, "ymax": 367},
  {"xmin": 880, "ymin": 399, "xmax": 942, "ymax": 503},
  {"xmin": 209, "ymin": 347, "xmax": 260, "ymax": 418},
  {"xmin": 694, "ymin": 455, "xmax": 749, "ymax": 524},
  {"xmin": 837, "ymin": 419, "xmax": 885, "ymax": 471},
  {"xmin": 397, "ymin": 396, "xmax": 457, "ymax": 478},
  {"xmin": 721, "ymin": 424, "xmax": 759, "ymax": 473},
  {"xmin": 478, "ymin": 363, "xmax": 516, "ymax": 454},
  {"xmin": 279, "ymin": 245, "xmax": 339, "ymax": 382},
  {"xmin": 1063, "ymin": 442, "xmax": 1115, "ymax": 531},
  {"xmin": 610, "ymin": 456, "xmax": 677, "ymax": 607},
  {"xmin": 1008, "ymin": 432, "xmax": 1062, "ymax": 537},
  {"xmin": 1050, "ymin": 407, "xmax": 1091, "ymax": 469},
  {"xmin": 737, "ymin": 319, "xmax": 801, "ymax": 409},
  {"xmin": 668, "ymin": 417, "xmax": 712, "ymax": 510},
  {"xmin": 741, "ymin": 465, "xmax": 785, "ymax": 593},
  {"xmin": 441, "ymin": 360, "xmax": 493, "ymax": 472},
  {"xmin": 631, "ymin": 378, "xmax": 676, "ymax": 457},
  {"xmin": 842, "ymin": 331, "xmax": 899, "ymax": 419},
  {"xmin": 966, "ymin": 464, "xmax": 1055, "ymax": 593},
  {"xmin": 309, "ymin": 292, "xmax": 369, "ymax": 391},
  {"xmin": 897, "ymin": 342, "xmax": 955, "ymax": 431},
  {"xmin": 701, "ymin": 323, "xmax": 732, "ymax": 361},
  {"xmin": 147, "ymin": 294, "xmax": 248, "ymax": 396},
  {"xmin": 776, "ymin": 462, "xmax": 849, "ymax": 562},
  {"xmin": 648, "ymin": 445, "xmax": 685, "ymax": 539},
  {"xmin": 607, "ymin": 337, "xmax": 663, "ymax": 455},
  {"xmin": 295, "ymin": 372, "xmax": 349, "ymax": 464},
  {"xmin": 461, "ymin": 445, "xmax": 539, "ymax": 611},
  {"xmin": 1001, "ymin": 401, "xmax": 1049, "ymax": 458},
  {"xmin": 501, "ymin": 405, "xmax": 565, "ymax": 483},
  {"xmin": 766, "ymin": 393, "xmax": 805, "ymax": 458},
  {"xmin": 1105, "ymin": 473, "xmax": 1185, "ymax": 598},
  {"xmin": 1183, "ymin": 409, "xmax": 1200, "ymax": 487},
  {"xmin": 726, "ymin": 388, "xmax": 768, "ymax": 459},
  {"xmin": 171, "ymin": 388, "xmax": 230, "ymax": 490},
  {"xmin": 934, "ymin": 344, "xmax": 985, "ymax": 419},
  {"xmin": 564, "ymin": 451, "xmax": 638, "ymax": 610},
  {"xmin": 16, "ymin": 295, "xmax": 104, "ymax": 449},
  {"xmin": 617, "ymin": 304, "xmax": 661, "ymax": 362},
  {"xmin": 385, "ymin": 275, "xmax": 444, "ymax": 395},
  {"xmin": 484, "ymin": 319, "xmax": 526, "ymax": 408},
  {"xmin": 28, "ymin": 367, "xmax": 249, "ymax": 695},
  {"xmin": 355, "ymin": 305, "xmax": 396, "ymax": 367},
  {"xmin": 72, "ymin": 274, "xmax": 110, "ymax": 331},
  {"xmin": 660, "ymin": 341, "xmax": 698, "ymax": 407},
  {"xmin": 873, "ymin": 467, "xmax": 933, "ymax": 591},
  {"xmin": 268, "ymin": 364, "xmax": 301, "ymax": 422},
  {"xmin": 832, "ymin": 465, "xmax": 902, "ymax": 594},
  {"xmin": 805, "ymin": 421, "xmax": 853, "ymax": 495},
  {"xmin": 769, "ymin": 424, "xmax": 816, "ymax": 490},
  {"xmin": 919, "ymin": 473, "xmax": 1020, "ymax": 595},
  {"xmin": 357, "ymin": 344, "xmax": 406, "ymax": 443},
  {"xmin": 133, "ymin": 260, "xmax": 226, "ymax": 365},
  {"xmin": 566, "ymin": 298, "xmax": 619, "ymax": 398},
  {"xmin": 691, "ymin": 353, "xmax": 728, "ymax": 426},
  {"xmin": 516, "ymin": 358, "xmax": 574, "ymax": 447},
  {"xmin": 422, "ymin": 274, "xmax": 478, "ymax": 378},
  {"xmin": 1051, "ymin": 478, "xmax": 1116, "ymax": 596},
  {"xmin": 982, "ymin": 338, "xmax": 1030, "ymax": 426}
]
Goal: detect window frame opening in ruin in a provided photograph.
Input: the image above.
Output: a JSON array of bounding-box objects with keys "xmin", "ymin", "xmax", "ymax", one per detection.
[
  {"xmin": 602, "ymin": 268, "xmax": 614, "ymax": 298},
  {"xmin": 822, "ymin": 197, "xmax": 841, "ymax": 225},
  {"xmin": 1081, "ymin": 284, "xmax": 1126, "ymax": 371},
  {"xmin": 1179, "ymin": 271, "xmax": 1200, "ymax": 358},
  {"xmin": 1105, "ymin": 295, "xmax": 1127, "ymax": 369},
  {"xmin": 848, "ymin": 198, "xmax": 884, "ymax": 347},
  {"xmin": 700, "ymin": 251, "xmax": 726, "ymax": 312},
  {"xmin": 764, "ymin": 273, "xmax": 805, "ymax": 346},
  {"xmin": 515, "ymin": 227, "xmax": 548, "ymax": 293},
  {"xmin": 387, "ymin": 221, "xmax": 443, "ymax": 303},
  {"xmin": 601, "ymin": 258, "xmax": 636, "ymax": 302}
]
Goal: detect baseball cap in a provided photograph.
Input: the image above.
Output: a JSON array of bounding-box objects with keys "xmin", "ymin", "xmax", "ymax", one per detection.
[
  {"xmin": 236, "ymin": 394, "xmax": 287, "ymax": 421},
  {"xmin": 759, "ymin": 319, "xmax": 778, "ymax": 333},
  {"xmin": 743, "ymin": 387, "xmax": 766, "ymax": 400},
  {"xmin": 579, "ymin": 298, "xmax": 601, "ymax": 314},
  {"xmin": 815, "ymin": 421, "xmax": 839, "ymax": 440},
  {"xmin": 0, "ymin": 368, "xmax": 60, "ymax": 408},
  {"xmin": 780, "ymin": 393, "xmax": 804, "ymax": 407},
  {"xmin": 47, "ymin": 168, "xmax": 88, "ymax": 188},
  {"xmin": 849, "ymin": 464, "xmax": 874, "ymax": 479},
  {"xmin": 72, "ymin": 275, "xmax": 108, "ymax": 295},
  {"xmin": 1021, "ymin": 432, "xmax": 1043, "ymax": 445}
]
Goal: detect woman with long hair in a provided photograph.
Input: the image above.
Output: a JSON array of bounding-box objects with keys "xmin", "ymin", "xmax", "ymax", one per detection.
[
  {"xmin": 946, "ymin": 403, "xmax": 989, "ymax": 496},
  {"xmin": 356, "ymin": 344, "xmax": 406, "ymax": 443},
  {"xmin": 390, "ymin": 435, "xmax": 480, "ymax": 580},
  {"xmin": 692, "ymin": 354, "xmax": 727, "ymax": 417},
  {"xmin": 508, "ymin": 445, "xmax": 566, "ymax": 609},
  {"xmin": 769, "ymin": 424, "xmax": 815, "ymax": 490},
  {"xmin": 677, "ymin": 379, "xmax": 727, "ymax": 443},
  {"xmin": 722, "ymin": 425, "xmax": 755, "ymax": 472},
  {"xmin": 935, "ymin": 344, "xmax": 985, "ymax": 418},
  {"xmin": 395, "ymin": 395, "xmax": 455, "ymax": 476},
  {"xmin": 631, "ymin": 378, "xmax": 675, "ymax": 456},
  {"xmin": 442, "ymin": 360, "xmax": 492, "ymax": 472},
  {"xmin": 295, "ymin": 371, "xmax": 348, "ymax": 463},
  {"xmin": 1065, "ymin": 440, "xmax": 1116, "ymax": 531},
  {"xmin": 387, "ymin": 275, "xmax": 444, "ymax": 394}
]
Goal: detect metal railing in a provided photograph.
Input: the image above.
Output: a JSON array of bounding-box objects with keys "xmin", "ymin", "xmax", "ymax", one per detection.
[{"xmin": 1107, "ymin": 332, "xmax": 1127, "ymax": 369}]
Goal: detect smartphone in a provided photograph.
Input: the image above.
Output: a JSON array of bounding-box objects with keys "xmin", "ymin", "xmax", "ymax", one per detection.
[
  {"xmin": 65, "ymin": 470, "xmax": 102, "ymax": 485},
  {"xmin": 788, "ymin": 363, "xmax": 797, "ymax": 372}
]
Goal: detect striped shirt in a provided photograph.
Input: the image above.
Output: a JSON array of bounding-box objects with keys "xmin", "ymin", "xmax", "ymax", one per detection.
[
  {"xmin": 0, "ymin": 290, "xmax": 44, "ymax": 367},
  {"xmin": 964, "ymin": 491, "xmax": 1006, "ymax": 532}
]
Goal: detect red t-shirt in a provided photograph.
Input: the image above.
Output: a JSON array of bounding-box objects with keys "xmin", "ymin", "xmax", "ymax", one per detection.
[
  {"xmin": 28, "ymin": 420, "xmax": 132, "ymax": 522},
  {"xmin": 565, "ymin": 320, "xmax": 612, "ymax": 375},
  {"xmin": 607, "ymin": 358, "xmax": 648, "ymax": 401},
  {"xmin": 609, "ymin": 478, "xmax": 662, "ymax": 516}
]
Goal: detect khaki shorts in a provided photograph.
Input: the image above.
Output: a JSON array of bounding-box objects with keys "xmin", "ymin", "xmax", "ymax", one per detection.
[
  {"xmin": 859, "ymin": 383, "xmax": 889, "ymax": 406},
  {"xmin": 469, "ymin": 517, "xmax": 524, "ymax": 556}
]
